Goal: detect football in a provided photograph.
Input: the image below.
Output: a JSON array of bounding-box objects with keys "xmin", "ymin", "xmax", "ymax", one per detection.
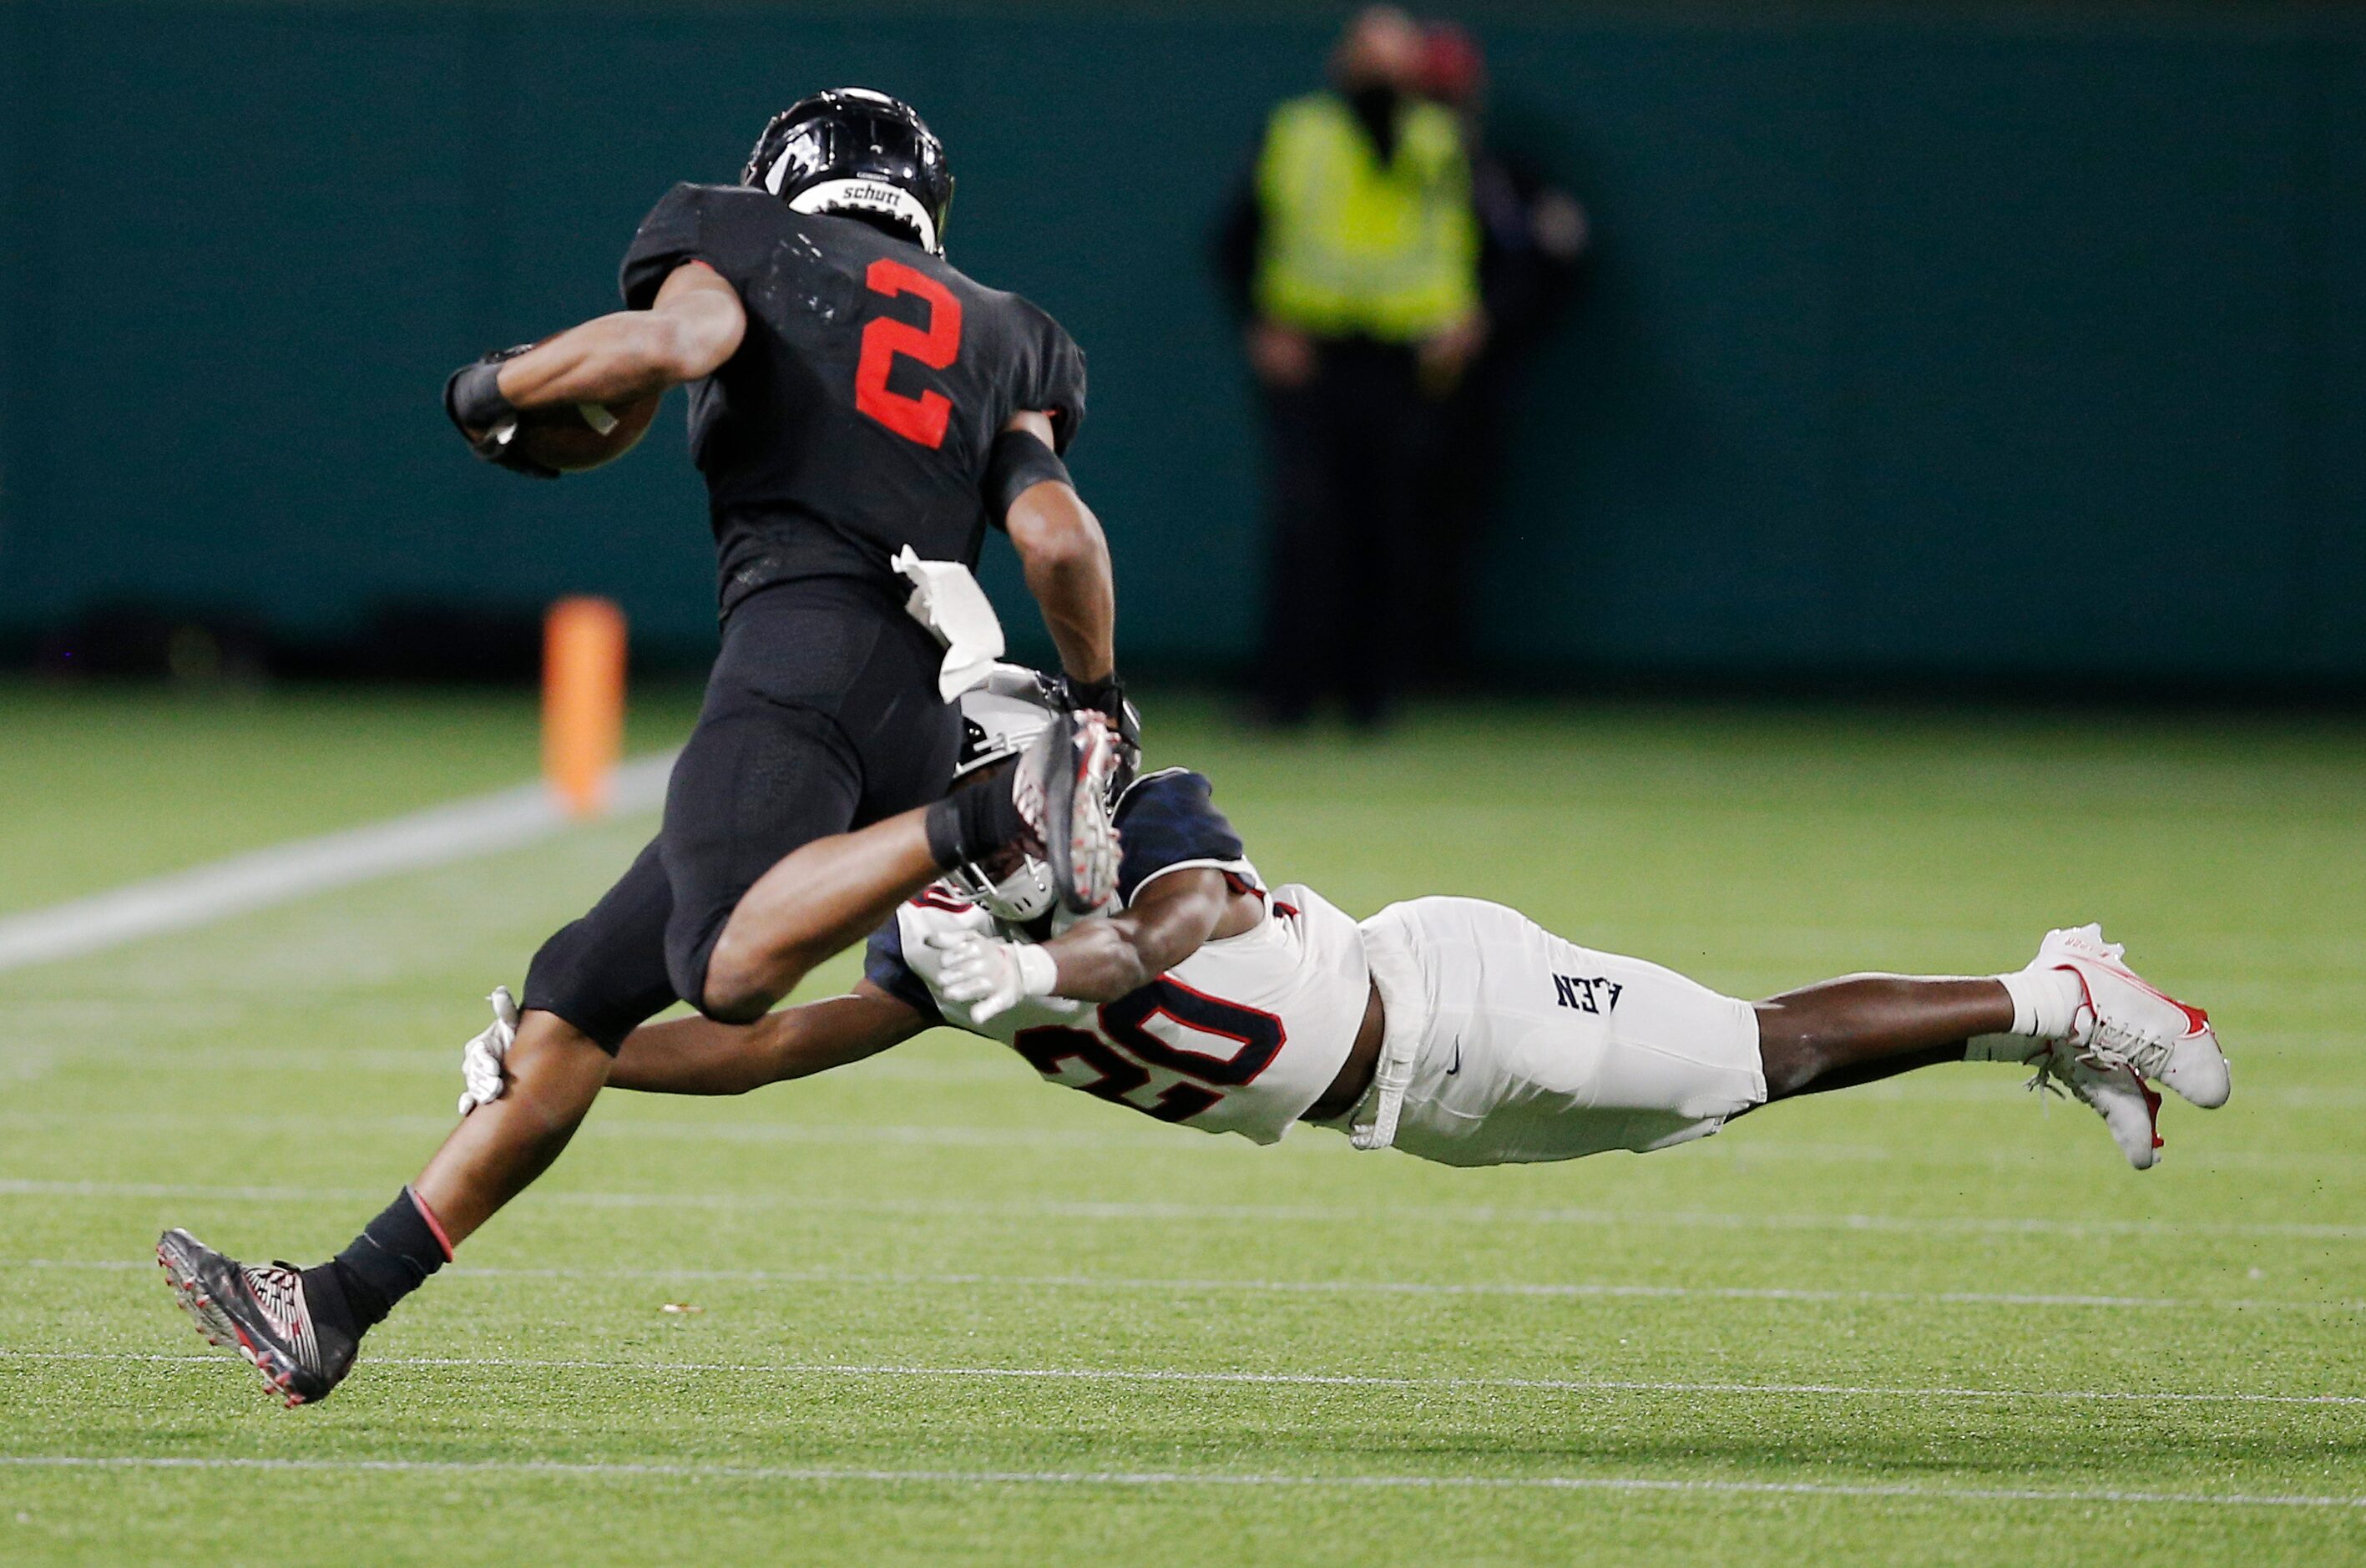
[{"xmin": 506, "ymin": 392, "xmax": 660, "ymax": 473}]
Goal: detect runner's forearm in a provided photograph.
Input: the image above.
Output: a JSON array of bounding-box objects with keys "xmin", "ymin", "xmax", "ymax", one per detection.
[
  {"xmin": 1008, "ymin": 483, "xmax": 1115, "ymax": 681},
  {"xmin": 492, "ymin": 262, "xmax": 745, "ymax": 412},
  {"xmin": 492, "ymin": 313, "xmax": 696, "ymax": 408}
]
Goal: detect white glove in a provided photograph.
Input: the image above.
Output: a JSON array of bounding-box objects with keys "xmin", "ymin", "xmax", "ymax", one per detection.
[
  {"xmin": 458, "ymin": 986, "xmax": 521, "ymax": 1116},
  {"xmin": 925, "ymin": 930, "xmax": 1059, "ymax": 1024}
]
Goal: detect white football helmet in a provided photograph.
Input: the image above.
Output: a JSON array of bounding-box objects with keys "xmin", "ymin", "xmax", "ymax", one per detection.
[{"xmin": 938, "ymin": 664, "xmax": 1065, "ymax": 923}]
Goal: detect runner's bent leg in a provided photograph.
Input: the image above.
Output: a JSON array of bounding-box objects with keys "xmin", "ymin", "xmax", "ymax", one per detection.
[
  {"xmin": 660, "ymin": 696, "xmax": 865, "ymax": 1017},
  {"xmin": 292, "ymin": 833, "xmax": 680, "ymax": 1343},
  {"xmin": 662, "ymin": 578, "xmax": 965, "ymax": 1021},
  {"xmin": 700, "ymin": 810, "xmax": 947, "ymax": 1019},
  {"xmin": 412, "ymin": 1010, "xmax": 612, "ymax": 1242}
]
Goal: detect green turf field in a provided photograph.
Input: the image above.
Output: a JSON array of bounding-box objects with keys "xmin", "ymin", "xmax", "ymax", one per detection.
[
  {"xmin": 3, "ymin": 686, "xmax": 2363, "ymax": 1565},
  {"xmin": 0, "ymin": 680, "xmax": 703, "ymax": 916}
]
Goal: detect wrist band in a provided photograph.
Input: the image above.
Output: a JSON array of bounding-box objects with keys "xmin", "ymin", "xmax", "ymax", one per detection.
[
  {"xmin": 1014, "ymin": 943, "xmax": 1059, "ymax": 998},
  {"xmin": 445, "ymin": 359, "xmax": 518, "ymax": 431},
  {"xmin": 1067, "ymin": 671, "xmax": 1124, "ymax": 719}
]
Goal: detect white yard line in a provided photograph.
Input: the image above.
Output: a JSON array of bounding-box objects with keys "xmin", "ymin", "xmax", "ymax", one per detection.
[
  {"xmin": 14, "ymin": 1257, "xmax": 2358, "ymax": 1316},
  {"xmin": 13, "ymin": 1109, "xmax": 2366, "ymax": 1176},
  {"xmin": 5, "ymin": 1349, "xmax": 2358, "ymax": 1408},
  {"xmin": 0, "ymin": 1110, "xmax": 1158, "ymax": 1153},
  {"xmin": 7, "ymin": 1176, "xmax": 2363, "ymax": 1242},
  {"xmin": 20, "ymin": 1043, "xmax": 2366, "ymax": 1109},
  {"xmin": 0, "ymin": 1044, "xmax": 1041, "ymax": 1087},
  {"xmin": 0, "ymin": 1454, "xmax": 2358, "ymax": 1510},
  {"xmin": 0, "ymin": 753, "xmax": 675, "ymax": 974}
]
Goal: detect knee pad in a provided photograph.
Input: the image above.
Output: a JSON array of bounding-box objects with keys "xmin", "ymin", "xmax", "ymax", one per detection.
[{"xmin": 522, "ymin": 917, "xmax": 674, "ymax": 1055}]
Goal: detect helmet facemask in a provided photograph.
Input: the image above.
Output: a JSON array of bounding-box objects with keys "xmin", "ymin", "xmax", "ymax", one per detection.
[
  {"xmin": 930, "ymin": 662, "xmax": 1135, "ymax": 925},
  {"xmin": 940, "ymin": 831, "xmax": 1059, "ymax": 925}
]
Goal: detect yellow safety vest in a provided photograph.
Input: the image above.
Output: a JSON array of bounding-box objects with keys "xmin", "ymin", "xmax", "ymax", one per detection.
[{"xmin": 1252, "ymin": 92, "xmax": 1479, "ymax": 342}]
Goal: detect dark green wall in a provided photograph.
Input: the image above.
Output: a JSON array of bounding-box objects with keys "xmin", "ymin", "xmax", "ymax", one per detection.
[{"xmin": 3, "ymin": 2, "xmax": 2362, "ymax": 681}]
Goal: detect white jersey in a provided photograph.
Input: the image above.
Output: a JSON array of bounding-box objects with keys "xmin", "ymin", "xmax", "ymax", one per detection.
[{"xmin": 866, "ymin": 770, "xmax": 1367, "ymax": 1144}]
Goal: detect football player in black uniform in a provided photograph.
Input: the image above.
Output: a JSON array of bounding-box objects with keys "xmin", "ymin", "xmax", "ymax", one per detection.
[{"xmin": 157, "ymin": 89, "xmax": 1137, "ymax": 1406}]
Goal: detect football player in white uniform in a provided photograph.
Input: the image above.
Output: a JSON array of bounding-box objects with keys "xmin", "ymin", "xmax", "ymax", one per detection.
[{"xmin": 464, "ymin": 666, "xmax": 2231, "ymax": 1171}]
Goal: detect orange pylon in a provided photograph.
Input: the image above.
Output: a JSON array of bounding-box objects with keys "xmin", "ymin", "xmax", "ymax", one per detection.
[{"xmin": 543, "ymin": 597, "xmax": 626, "ymax": 817}]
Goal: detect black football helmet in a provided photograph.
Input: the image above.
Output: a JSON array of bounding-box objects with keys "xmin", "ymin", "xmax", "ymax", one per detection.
[{"xmin": 741, "ymin": 88, "xmax": 954, "ymax": 255}]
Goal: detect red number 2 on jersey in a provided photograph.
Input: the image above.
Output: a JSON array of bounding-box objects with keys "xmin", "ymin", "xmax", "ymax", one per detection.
[{"xmin": 855, "ymin": 256, "xmax": 963, "ymax": 448}]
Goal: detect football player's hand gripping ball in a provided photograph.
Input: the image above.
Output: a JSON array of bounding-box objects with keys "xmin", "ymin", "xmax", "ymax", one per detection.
[
  {"xmin": 458, "ymin": 986, "xmax": 521, "ymax": 1116},
  {"xmin": 443, "ymin": 344, "xmax": 563, "ymax": 478},
  {"xmin": 926, "ymin": 931, "xmax": 1059, "ymax": 1024},
  {"xmin": 443, "ymin": 345, "xmax": 658, "ymax": 478}
]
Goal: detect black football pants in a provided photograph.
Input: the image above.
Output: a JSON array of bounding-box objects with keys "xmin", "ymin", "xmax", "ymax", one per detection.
[
  {"xmin": 1256, "ymin": 340, "xmax": 1437, "ymax": 726},
  {"xmin": 521, "ymin": 576, "xmax": 961, "ymax": 1050}
]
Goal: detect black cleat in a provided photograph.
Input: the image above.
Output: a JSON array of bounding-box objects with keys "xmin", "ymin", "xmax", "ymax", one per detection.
[
  {"xmin": 1014, "ymin": 710, "xmax": 1120, "ymax": 915},
  {"xmin": 157, "ymin": 1228, "xmax": 356, "ymax": 1408}
]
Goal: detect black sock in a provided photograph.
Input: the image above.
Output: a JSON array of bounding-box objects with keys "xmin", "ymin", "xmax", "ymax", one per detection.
[
  {"xmin": 296, "ymin": 1258, "xmax": 356, "ymax": 1338},
  {"xmin": 924, "ymin": 783, "xmax": 1026, "ymax": 870},
  {"xmin": 306, "ymin": 1186, "xmax": 450, "ymax": 1334}
]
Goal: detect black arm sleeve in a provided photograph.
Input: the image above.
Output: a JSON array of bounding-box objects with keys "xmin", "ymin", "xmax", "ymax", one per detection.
[{"xmin": 983, "ymin": 428, "xmax": 1073, "ymax": 531}]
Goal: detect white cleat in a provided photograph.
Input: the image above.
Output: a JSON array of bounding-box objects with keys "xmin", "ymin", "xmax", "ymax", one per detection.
[
  {"xmin": 2035, "ymin": 1043, "xmax": 2165, "ymax": 1170},
  {"xmin": 1984, "ymin": 1034, "xmax": 2165, "ymax": 1170},
  {"xmin": 2032, "ymin": 924, "xmax": 2229, "ymax": 1110}
]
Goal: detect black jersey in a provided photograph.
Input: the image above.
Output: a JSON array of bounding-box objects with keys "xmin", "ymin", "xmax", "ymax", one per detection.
[{"xmin": 620, "ymin": 183, "xmax": 1088, "ymax": 613}]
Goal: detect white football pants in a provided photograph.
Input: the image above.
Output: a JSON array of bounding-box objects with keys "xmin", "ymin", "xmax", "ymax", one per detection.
[{"xmin": 1339, "ymin": 897, "xmax": 1767, "ymax": 1167}]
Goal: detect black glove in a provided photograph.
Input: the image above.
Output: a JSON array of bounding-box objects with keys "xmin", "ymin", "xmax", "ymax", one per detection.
[
  {"xmin": 443, "ymin": 344, "xmax": 559, "ymax": 479},
  {"xmin": 1057, "ymin": 670, "xmax": 1141, "ymax": 798}
]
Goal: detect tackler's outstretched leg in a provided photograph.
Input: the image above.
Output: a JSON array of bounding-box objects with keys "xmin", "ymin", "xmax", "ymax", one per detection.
[
  {"xmin": 1747, "ymin": 966, "xmax": 2171, "ymax": 1165},
  {"xmin": 1752, "ymin": 975, "xmax": 2007, "ymax": 1100},
  {"xmin": 1749, "ymin": 924, "xmax": 2229, "ymax": 1170}
]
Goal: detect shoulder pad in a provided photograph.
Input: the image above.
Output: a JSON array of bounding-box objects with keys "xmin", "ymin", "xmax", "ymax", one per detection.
[{"xmin": 1113, "ymin": 769, "xmax": 1246, "ymax": 903}]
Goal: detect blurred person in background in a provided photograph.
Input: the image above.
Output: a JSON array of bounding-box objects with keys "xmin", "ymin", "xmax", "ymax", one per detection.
[
  {"xmin": 1216, "ymin": 5, "xmax": 1484, "ymax": 728},
  {"xmin": 1413, "ymin": 21, "xmax": 1589, "ymax": 685}
]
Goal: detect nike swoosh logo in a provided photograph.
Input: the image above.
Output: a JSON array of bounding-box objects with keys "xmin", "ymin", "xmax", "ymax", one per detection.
[
  {"xmin": 1445, "ymin": 1037, "xmax": 1462, "ymax": 1075},
  {"xmin": 2127, "ymin": 972, "xmax": 2214, "ymax": 1036},
  {"xmin": 2094, "ymin": 959, "xmax": 2217, "ymax": 1038}
]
